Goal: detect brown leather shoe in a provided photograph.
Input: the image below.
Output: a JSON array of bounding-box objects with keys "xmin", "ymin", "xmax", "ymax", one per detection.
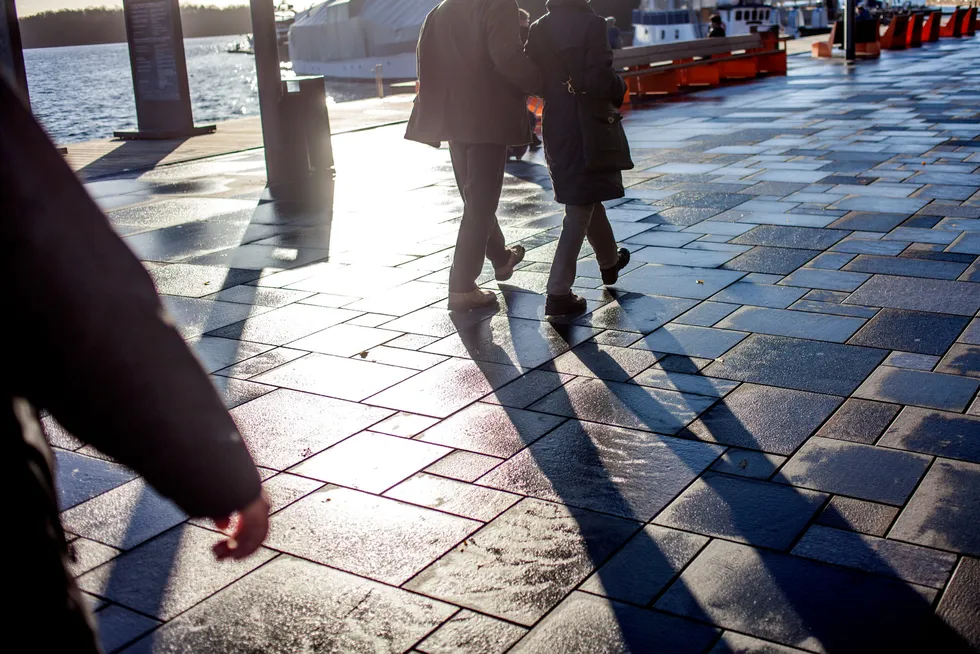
[
  {"xmin": 545, "ymin": 293, "xmax": 588, "ymax": 316},
  {"xmin": 448, "ymin": 289, "xmax": 498, "ymax": 312},
  {"xmin": 494, "ymin": 245, "xmax": 526, "ymax": 281}
]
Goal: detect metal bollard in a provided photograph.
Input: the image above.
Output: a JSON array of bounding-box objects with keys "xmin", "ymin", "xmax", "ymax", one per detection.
[
  {"xmin": 375, "ymin": 64, "xmax": 384, "ymax": 99},
  {"xmin": 274, "ymin": 75, "xmax": 334, "ymax": 199}
]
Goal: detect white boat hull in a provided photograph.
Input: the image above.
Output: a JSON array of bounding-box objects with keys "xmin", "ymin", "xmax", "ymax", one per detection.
[{"xmin": 291, "ymin": 52, "xmax": 417, "ymax": 81}]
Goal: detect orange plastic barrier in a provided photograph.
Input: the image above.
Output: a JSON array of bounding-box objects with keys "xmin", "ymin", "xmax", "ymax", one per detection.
[
  {"xmin": 812, "ymin": 20, "xmax": 881, "ymax": 58},
  {"xmin": 940, "ymin": 7, "xmax": 965, "ymax": 37},
  {"xmin": 922, "ymin": 11, "xmax": 942, "ymax": 41},
  {"xmin": 962, "ymin": 6, "xmax": 977, "ymax": 36},
  {"xmin": 527, "ymin": 96, "xmax": 543, "ymax": 119},
  {"xmin": 881, "ymin": 14, "xmax": 909, "ymax": 49},
  {"xmin": 906, "ymin": 13, "xmax": 924, "ymax": 47}
]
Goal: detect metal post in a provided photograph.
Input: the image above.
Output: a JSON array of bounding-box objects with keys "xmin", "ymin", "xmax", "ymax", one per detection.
[
  {"xmin": 249, "ymin": 0, "xmax": 284, "ymax": 187},
  {"xmin": 844, "ymin": 0, "xmax": 856, "ymax": 62}
]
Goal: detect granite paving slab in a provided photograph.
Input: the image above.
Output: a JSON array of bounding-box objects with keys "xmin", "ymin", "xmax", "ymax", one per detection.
[
  {"xmin": 843, "ymin": 254, "xmax": 969, "ymax": 280},
  {"xmin": 424, "ymin": 451, "xmax": 504, "ymax": 483},
  {"xmin": 385, "ymin": 473, "xmax": 521, "ymax": 523},
  {"xmin": 935, "ymin": 558, "xmax": 980, "ymax": 652},
  {"xmin": 709, "ymin": 449, "xmax": 786, "ymax": 480},
  {"xmin": 731, "ymin": 225, "xmax": 849, "ymax": 250},
  {"xmin": 613, "ymin": 264, "xmax": 746, "ymax": 299},
  {"xmin": 853, "ymin": 367, "xmax": 980, "ymax": 412},
  {"xmin": 815, "ymin": 496, "xmax": 900, "ymax": 537},
  {"xmin": 890, "ymin": 459, "xmax": 980, "ymax": 557},
  {"xmin": 575, "ymin": 292, "xmax": 698, "ymax": 334},
  {"xmin": 251, "ymin": 353, "xmax": 416, "ymax": 402},
  {"xmin": 481, "ymin": 370, "xmax": 574, "ymax": 409},
  {"xmin": 935, "ymin": 343, "xmax": 980, "ymax": 378},
  {"xmin": 814, "ymin": 398, "xmax": 900, "ymax": 444},
  {"xmin": 715, "ymin": 306, "xmax": 865, "ymax": 343},
  {"xmin": 54, "ymin": 450, "xmax": 138, "ymax": 511},
  {"xmin": 722, "ymin": 246, "xmax": 821, "ymax": 275},
  {"xmin": 709, "ymin": 282, "xmax": 807, "ymax": 308},
  {"xmin": 674, "ymin": 300, "xmax": 741, "ymax": 326},
  {"xmin": 417, "ymin": 402, "xmax": 565, "ymax": 458},
  {"xmin": 847, "ymin": 309, "xmax": 970, "ymax": 356},
  {"xmin": 543, "ymin": 342, "xmax": 661, "ymax": 382},
  {"xmin": 632, "ymin": 324, "xmax": 748, "ymax": 358},
  {"xmin": 878, "ymin": 407, "xmax": 980, "ymax": 464},
  {"xmin": 416, "ymin": 610, "xmax": 527, "ymax": 654},
  {"xmin": 778, "ymin": 268, "xmax": 871, "ymax": 292}
]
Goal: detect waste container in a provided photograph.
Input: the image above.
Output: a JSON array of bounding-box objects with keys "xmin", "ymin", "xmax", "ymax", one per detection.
[{"xmin": 276, "ymin": 75, "xmax": 334, "ymax": 191}]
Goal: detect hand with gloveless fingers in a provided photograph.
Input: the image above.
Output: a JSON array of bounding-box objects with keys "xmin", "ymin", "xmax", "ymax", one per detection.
[{"xmin": 212, "ymin": 492, "xmax": 271, "ymax": 561}]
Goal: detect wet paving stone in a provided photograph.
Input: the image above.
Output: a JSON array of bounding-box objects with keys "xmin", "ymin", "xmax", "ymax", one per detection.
[
  {"xmin": 655, "ymin": 473, "xmax": 825, "ymax": 550},
  {"xmin": 267, "ymin": 485, "xmax": 479, "ymax": 585},
  {"xmin": 847, "ymin": 309, "xmax": 970, "ymax": 356},
  {"xmin": 854, "ymin": 366, "xmax": 980, "ymax": 412},
  {"xmin": 883, "ymin": 351, "xmax": 939, "ymax": 370},
  {"xmin": 788, "ymin": 299, "xmax": 878, "ymax": 319},
  {"xmin": 480, "ymin": 420, "xmax": 723, "ymax": 520},
  {"xmin": 210, "ymin": 284, "xmax": 315, "ymax": 308},
  {"xmin": 778, "ymin": 268, "xmax": 871, "ymax": 292},
  {"xmin": 674, "ymin": 301, "xmax": 740, "ymax": 326},
  {"xmin": 122, "ymin": 555, "xmax": 456, "ymax": 653},
  {"xmin": 416, "ymin": 610, "xmax": 527, "ymax": 654},
  {"xmin": 78, "ymin": 524, "xmax": 276, "ymax": 620},
  {"xmin": 207, "ymin": 303, "xmax": 361, "ymax": 345},
  {"xmin": 385, "ymin": 473, "xmax": 521, "ymax": 522},
  {"xmin": 417, "ymin": 402, "xmax": 564, "ymax": 458},
  {"xmin": 291, "ymin": 432, "xmax": 451, "ymax": 493},
  {"xmin": 252, "ymin": 353, "xmax": 415, "ymax": 402},
  {"xmin": 424, "ymin": 450, "xmax": 504, "ymax": 483},
  {"xmin": 843, "ymin": 254, "xmax": 969, "ymax": 280},
  {"xmin": 829, "ymin": 211, "xmax": 909, "ymax": 232},
  {"xmin": 682, "ymin": 383, "xmax": 841, "ymax": 455},
  {"xmin": 482, "ymin": 370, "xmax": 573, "ymax": 409},
  {"xmin": 510, "ymin": 591, "xmax": 718, "ymax": 654},
  {"xmin": 709, "ymin": 633, "xmax": 810, "ymax": 654},
  {"xmin": 97, "ymin": 605, "xmax": 160, "ymax": 653},
  {"xmin": 731, "ymin": 225, "xmax": 849, "ymax": 250},
  {"xmin": 878, "ymin": 407, "xmax": 980, "ymax": 464},
  {"xmin": 369, "ymin": 412, "xmax": 441, "ymax": 438},
  {"xmin": 404, "ymin": 498, "xmax": 637, "ymax": 626},
  {"xmin": 230, "ymin": 389, "xmax": 392, "ymax": 470},
  {"xmin": 792, "ymin": 525, "xmax": 956, "ymax": 589},
  {"xmin": 189, "ymin": 336, "xmax": 274, "ymax": 374},
  {"xmin": 815, "ymin": 398, "xmax": 900, "ymax": 444},
  {"xmin": 722, "ymin": 246, "xmax": 821, "ymax": 275},
  {"xmin": 161, "ymin": 296, "xmax": 268, "ymax": 339},
  {"xmin": 255, "ymin": 473, "xmax": 324, "ymax": 514},
  {"xmin": 613, "ymin": 264, "xmax": 746, "ymax": 300},
  {"xmin": 830, "ymin": 238, "xmax": 911, "ymax": 255},
  {"xmin": 655, "ymin": 540, "xmax": 944, "ymax": 653},
  {"xmin": 530, "ymin": 376, "xmax": 717, "ymax": 435},
  {"xmin": 576, "ymin": 292, "xmax": 698, "ymax": 334},
  {"xmin": 632, "ymin": 368, "xmax": 739, "ymax": 398},
  {"xmin": 61, "ymin": 479, "xmax": 186, "ymax": 550},
  {"xmin": 709, "ymin": 282, "xmax": 806, "ymax": 308},
  {"xmin": 579, "ymin": 524, "xmax": 708, "ymax": 606},
  {"xmin": 543, "ymin": 342, "xmax": 661, "ymax": 382},
  {"xmin": 625, "ymin": 230, "xmax": 700, "ymax": 247},
  {"xmin": 705, "ymin": 334, "xmax": 887, "ymax": 396},
  {"xmin": 54, "ymin": 450, "xmax": 138, "ymax": 511},
  {"xmin": 890, "ymin": 458, "xmax": 980, "ymax": 557},
  {"xmin": 66, "ymin": 537, "xmax": 120, "ymax": 577},
  {"xmin": 209, "ymin": 376, "xmax": 276, "ymax": 409},
  {"xmin": 148, "ymin": 263, "xmax": 259, "ymax": 298},
  {"xmin": 816, "ymin": 496, "xmax": 899, "ymax": 537},
  {"xmin": 716, "ymin": 306, "xmax": 865, "ymax": 343},
  {"xmin": 806, "ymin": 252, "xmax": 857, "ymax": 270},
  {"xmin": 214, "ymin": 347, "xmax": 308, "ymax": 379},
  {"xmin": 935, "ymin": 557, "xmax": 980, "ymax": 651},
  {"xmin": 846, "ymin": 274, "xmax": 980, "ymax": 317},
  {"xmin": 657, "ymin": 354, "xmax": 713, "ymax": 374},
  {"xmin": 287, "ymin": 324, "xmax": 400, "ymax": 357},
  {"xmin": 936, "ymin": 343, "xmax": 980, "ymax": 378},
  {"xmin": 633, "ymin": 324, "xmax": 748, "ymax": 359},
  {"xmin": 776, "ymin": 437, "xmax": 931, "ymax": 506},
  {"xmin": 344, "ymin": 281, "xmax": 449, "ymax": 316},
  {"xmin": 710, "ymin": 449, "xmax": 787, "ymax": 480},
  {"xmin": 369, "ymin": 358, "xmax": 524, "ymax": 418}
]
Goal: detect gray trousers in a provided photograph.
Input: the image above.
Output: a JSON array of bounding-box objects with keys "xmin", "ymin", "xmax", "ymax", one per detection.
[{"xmin": 547, "ymin": 202, "xmax": 619, "ymax": 296}]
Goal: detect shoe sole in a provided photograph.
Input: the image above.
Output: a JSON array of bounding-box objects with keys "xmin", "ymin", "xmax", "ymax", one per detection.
[{"xmin": 495, "ymin": 248, "xmax": 526, "ymax": 282}]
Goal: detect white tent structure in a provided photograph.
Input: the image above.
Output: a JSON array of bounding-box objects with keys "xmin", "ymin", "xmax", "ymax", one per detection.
[{"xmin": 289, "ymin": 0, "xmax": 437, "ymax": 80}]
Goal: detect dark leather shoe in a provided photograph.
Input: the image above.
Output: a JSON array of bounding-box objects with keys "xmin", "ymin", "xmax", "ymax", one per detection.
[
  {"xmin": 494, "ymin": 245, "xmax": 526, "ymax": 281},
  {"xmin": 601, "ymin": 248, "xmax": 631, "ymax": 286},
  {"xmin": 448, "ymin": 289, "xmax": 498, "ymax": 311},
  {"xmin": 545, "ymin": 293, "xmax": 588, "ymax": 316}
]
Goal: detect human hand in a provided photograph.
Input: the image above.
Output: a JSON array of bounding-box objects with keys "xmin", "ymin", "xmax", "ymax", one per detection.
[{"xmin": 212, "ymin": 492, "xmax": 271, "ymax": 561}]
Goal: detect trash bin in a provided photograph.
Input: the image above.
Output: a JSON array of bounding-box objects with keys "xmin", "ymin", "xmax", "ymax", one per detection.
[{"xmin": 277, "ymin": 75, "xmax": 334, "ymax": 188}]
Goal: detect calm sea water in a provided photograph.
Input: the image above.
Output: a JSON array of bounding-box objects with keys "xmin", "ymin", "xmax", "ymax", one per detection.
[{"xmin": 24, "ymin": 35, "xmax": 382, "ymax": 145}]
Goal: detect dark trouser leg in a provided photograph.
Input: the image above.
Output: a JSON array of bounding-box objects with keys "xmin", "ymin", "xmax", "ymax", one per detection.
[
  {"xmin": 547, "ymin": 202, "xmax": 620, "ymax": 296},
  {"xmin": 448, "ymin": 142, "xmax": 509, "ymax": 293},
  {"xmin": 586, "ymin": 203, "xmax": 620, "ymax": 270}
]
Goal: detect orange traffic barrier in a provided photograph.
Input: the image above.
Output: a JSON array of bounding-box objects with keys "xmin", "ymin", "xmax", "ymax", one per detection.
[
  {"xmin": 906, "ymin": 12, "xmax": 924, "ymax": 47},
  {"xmin": 677, "ymin": 59, "xmax": 721, "ymax": 87},
  {"xmin": 962, "ymin": 6, "xmax": 977, "ymax": 36},
  {"xmin": 527, "ymin": 96, "xmax": 543, "ymax": 119},
  {"xmin": 881, "ymin": 14, "xmax": 909, "ymax": 49},
  {"xmin": 940, "ymin": 7, "xmax": 965, "ymax": 37},
  {"xmin": 812, "ymin": 19, "xmax": 881, "ymax": 58},
  {"xmin": 922, "ymin": 10, "xmax": 942, "ymax": 41}
]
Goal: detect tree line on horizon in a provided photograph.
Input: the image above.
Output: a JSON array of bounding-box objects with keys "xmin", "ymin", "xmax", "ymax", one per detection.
[{"xmin": 19, "ymin": 5, "xmax": 253, "ymax": 49}]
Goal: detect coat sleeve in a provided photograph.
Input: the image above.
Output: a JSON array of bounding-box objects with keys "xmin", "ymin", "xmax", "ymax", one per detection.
[
  {"xmin": 582, "ymin": 18, "xmax": 627, "ymax": 106},
  {"xmin": 485, "ymin": 0, "xmax": 543, "ymax": 96},
  {"xmin": 0, "ymin": 79, "xmax": 262, "ymax": 519}
]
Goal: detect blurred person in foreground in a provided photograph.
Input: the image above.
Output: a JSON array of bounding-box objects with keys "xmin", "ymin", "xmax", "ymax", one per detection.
[
  {"xmin": 1, "ymin": 75, "xmax": 269, "ymax": 652},
  {"xmin": 406, "ymin": 0, "xmax": 543, "ymax": 311}
]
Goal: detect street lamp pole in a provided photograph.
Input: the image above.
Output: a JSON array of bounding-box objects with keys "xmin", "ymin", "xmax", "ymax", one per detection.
[
  {"xmin": 249, "ymin": 0, "xmax": 284, "ymax": 187},
  {"xmin": 844, "ymin": 0, "xmax": 857, "ymax": 62}
]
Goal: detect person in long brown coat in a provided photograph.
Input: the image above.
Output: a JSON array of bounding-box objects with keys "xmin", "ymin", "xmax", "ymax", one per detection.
[
  {"xmin": 1, "ymin": 76, "xmax": 269, "ymax": 652},
  {"xmin": 406, "ymin": 0, "xmax": 543, "ymax": 311}
]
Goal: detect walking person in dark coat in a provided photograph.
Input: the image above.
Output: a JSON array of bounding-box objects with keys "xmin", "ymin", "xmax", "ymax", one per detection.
[
  {"xmin": 1, "ymin": 76, "xmax": 269, "ymax": 652},
  {"xmin": 406, "ymin": 0, "xmax": 543, "ymax": 311},
  {"xmin": 525, "ymin": 0, "xmax": 631, "ymax": 316}
]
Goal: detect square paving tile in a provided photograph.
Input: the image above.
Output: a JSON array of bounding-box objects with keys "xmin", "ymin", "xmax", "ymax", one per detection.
[
  {"xmin": 829, "ymin": 212, "xmax": 909, "ymax": 232},
  {"xmin": 776, "ymin": 437, "xmax": 931, "ymax": 505},
  {"xmin": 161, "ymin": 296, "xmax": 268, "ymax": 339},
  {"xmin": 709, "ymin": 282, "xmax": 806, "ymax": 309},
  {"xmin": 122, "ymin": 555, "xmax": 456, "ymax": 653},
  {"xmin": 575, "ymin": 292, "xmax": 698, "ymax": 333},
  {"xmin": 845, "ymin": 275, "xmax": 980, "ymax": 317},
  {"xmin": 207, "ymin": 304, "xmax": 361, "ymax": 345},
  {"xmin": 816, "ymin": 496, "xmax": 899, "ymax": 537},
  {"xmin": 654, "ymin": 473, "xmax": 826, "ymax": 550},
  {"xmin": 847, "ymin": 309, "xmax": 970, "ymax": 356},
  {"xmin": 250, "ymin": 352, "xmax": 415, "ymax": 402},
  {"xmin": 935, "ymin": 557, "xmax": 980, "ymax": 652},
  {"xmin": 814, "ymin": 398, "xmax": 900, "ymax": 444},
  {"xmin": 709, "ymin": 449, "xmax": 787, "ymax": 480},
  {"xmin": 682, "ymin": 383, "xmax": 842, "ymax": 455},
  {"xmin": 831, "ymin": 238, "xmax": 910, "ymax": 255},
  {"xmin": 267, "ymin": 486, "xmax": 479, "ymax": 584},
  {"xmin": 544, "ymin": 342, "xmax": 661, "ymax": 382},
  {"xmin": 78, "ymin": 525, "xmax": 276, "ymax": 619},
  {"xmin": 791, "ymin": 525, "xmax": 956, "ymax": 589},
  {"xmin": 807, "ymin": 252, "xmax": 857, "ymax": 271},
  {"xmin": 655, "ymin": 540, "xmax": 941, "ymax": 653},
  {"xmin": 290, "ymin": 432, "xmax": 451, "ymax": 493},
  {"xmin": 716, "ymin": 306, "xmax": 865, "ymax": 343},
  {"xmin": 530, "ymin": 377, "xmax": 717, "ymax": 435},
  {"xmin": 853, "ymin": 366, "xmax": 980, "ymax": 412},
  {"xmin": 633, "ymin": 324, "xmax": 748, "ymax": 358},
  {"xmin": 230, "ymin": 389, "xmax": 391, "ymax": 469},
  {"xmin": 189, "ymin": 336, "xmax": 275, "ymax": 374},
  {"xmin": 632, "ymin": 368, "xmax": 739, "ymax": 398},
  {"xmin": 674, "ymin": 301, "xmax": 740, "ymax": 326},
  {"xmin": 424, "ymin": 450, "xmax": 504, "ymax": 483},
  {"xmin": 722, "ymin": 247, "xmax": 821, "ymax": 275},
  {"xmin": 936, "ymin": 343, "xmax": 980, "ymax": 378},
  {"xmin": 287, "ymin": 324, "xmax": 401, "ymax": 357},
  {"xmin": 344, "ymin": 281, "xmax": 449, "ymax": 316},
  {"xmin": 404, "ymin": 498, "xmax": 637, "ymax": 626},
  {"xmin": 417, "ymin": 402, "xmax": 565, "ymax": 458},
  {"xmin": 834, "ymin": 196, "xmax": 929, "ymax": 214},
  {"xmin": 416, "ymin": 610, "xmax": 527, "ymax": 654},
  {"xmin": 731, "ymin": 225, "xmax": 849, "ymax": 250},
  {"xmin": 54, "ymin": 450, "xmax": 138, "ymax": 511},
  {"xmin": 480, "ymin": 420, "xmax": 723, "ymax": 520},
  {"xmin": 613, "ymin": 264, "xmax": 746, "ymax": 300},
  {"xmin": 705, "ymin": 335, "xmax": 887, "ymax": 396},
  {"xmin": 879, "ymin": 407, "xmax": 980, "ymax": 464},
  {"xmin": 843, "ymin": 254, "xmax": 969, "ymax": 280},
  {"xmin": 631, "ymin": 246, "xmax": 739, "ymax": 268},
  {"xmin": 883, "ymin": 351, "xmax": 940, "ymax": 371},
  {"xmin": 778, "ymin": 268, "xmax": 871, "ymax": 292},
  {"xmin": 579, "ymin": 525, "xmax": 709, "ymax": 606},
  {"xmin": 890, "ymin": 459, "xmax": 980, "ymax": 557},
  {"xmin": 385, "ymin": 473, "xmax": 521, "ymax": 522},
  {"xmin": 510, "ymin": 591, "xmax": 718, "ymax": 654},
  {"xmin": 481, "ymin": 370, "xmax": 574, "ymax": 409},
  {"xmin": 367, "ymin": 358, "xmax": 524, "ymax": 418}
]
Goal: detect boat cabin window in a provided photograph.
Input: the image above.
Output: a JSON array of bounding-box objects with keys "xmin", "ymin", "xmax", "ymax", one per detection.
[
  {"xmin": 765, "ymin": 10, "xmax": 771, "ymax": 19},
  {"xmin": 735, "ymin": 10, "xmax": 742, "ymax": 19},
  {"xmin": 674, "ymin": 29, "xmax": 680, "ymax": 38},
  {"xmin": 661, "ymin": 30, "xmax": 666, "ymax": 39}
]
